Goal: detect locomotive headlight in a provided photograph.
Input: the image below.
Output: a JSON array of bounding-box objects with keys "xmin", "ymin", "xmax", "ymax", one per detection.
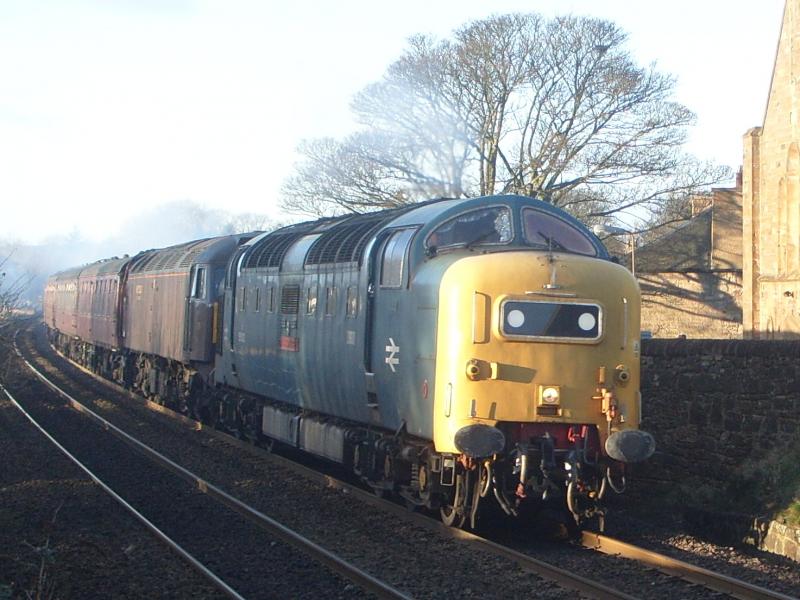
[
  {"xmin": 539, "ymin": 385, "xmax": 560, "ymax": 405},
  {"xmin": 506, "ymin": 309, "xmax": 525, "ymax": 329}
]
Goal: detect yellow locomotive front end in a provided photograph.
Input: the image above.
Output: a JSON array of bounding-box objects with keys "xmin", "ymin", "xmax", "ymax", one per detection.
[{"xmin": 432, "ymin": 249, "xmax": 654, "ymax": 528}]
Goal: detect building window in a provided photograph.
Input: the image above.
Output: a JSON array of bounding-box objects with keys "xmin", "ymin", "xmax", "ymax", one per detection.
[
  {"xmin": 239, "ymin": 286, "xmax": 247, "ymax": 311},
  {"xmin": 254, "ymin": 287, "xmax": 261, "ymax": 312}
]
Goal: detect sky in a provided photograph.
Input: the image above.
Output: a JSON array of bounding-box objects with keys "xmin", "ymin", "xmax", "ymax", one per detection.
[{"xmin": 0, "ymin": 0, "xmax": 788, "ymax": 247}]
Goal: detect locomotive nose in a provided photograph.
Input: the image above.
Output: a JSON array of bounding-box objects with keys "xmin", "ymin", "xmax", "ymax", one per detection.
[{"xmin": 604, "ymin": 429, "xmax": 656, "ymax": 463}]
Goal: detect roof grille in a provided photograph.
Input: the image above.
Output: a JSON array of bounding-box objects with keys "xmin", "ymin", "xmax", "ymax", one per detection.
[
  {"xmin": 306, "ymin": 214, "xmax": 392, "ymax": 266},
  {"xmin": 130, "ymin": 238, "xmax": 215, "ymax": 273},
  {"xmin": 243, "ymin": 222, "xmax": 320, "ymax": 269}
]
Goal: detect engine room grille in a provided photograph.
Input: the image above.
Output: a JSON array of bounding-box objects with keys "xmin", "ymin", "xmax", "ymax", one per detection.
[{"xmin": 280, "ymin": 284, "xmax": 300, "ymax": 314}]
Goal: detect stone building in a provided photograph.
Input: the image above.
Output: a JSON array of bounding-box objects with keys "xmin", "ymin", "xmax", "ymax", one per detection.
[
  {"xmin": 743, "ymin": 0, "xmax": 800, "ymax": 338},
  {"xmin": 634, "ymin": 185, "xmax": 743, "ymax": 338}
]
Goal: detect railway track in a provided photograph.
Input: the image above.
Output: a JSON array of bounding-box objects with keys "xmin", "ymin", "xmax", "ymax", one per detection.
[
  {"xmin": 8, "ymin": 322, "xmax": 800, "ymax": 600},
  {"xmin": 581, "ymin": 532, "xmax": 796, "ymax": 600},
  {"xmin": 0, "ymin": 384, "xmax": 245, "ymax": 600},
  {"xmin": 6, "ymin": 328, "xmax": 409, "ymax": 600}
]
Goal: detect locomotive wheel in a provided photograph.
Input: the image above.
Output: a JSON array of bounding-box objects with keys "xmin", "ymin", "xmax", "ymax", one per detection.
[
  {"xmin": 439, "ymin": 504, "xmax": 466, "ymax": 528},
  {"xmin": 439, "ymin": 472, "xmax": 467, "ymax": 527}
]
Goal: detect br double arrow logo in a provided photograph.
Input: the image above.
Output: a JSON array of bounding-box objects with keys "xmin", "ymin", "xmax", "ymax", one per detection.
[{"xmin": 385, "ymin": 337, "xmax": 400, "ymax": 372}]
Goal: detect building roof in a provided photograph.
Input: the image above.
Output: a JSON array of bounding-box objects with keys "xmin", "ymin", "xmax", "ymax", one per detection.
[
  {"xmin": 624, "ymin": 187, "xmax": 742, "ymax": 274},
  {"xmin": 635, "ymin": 209, "xmax": 712, "ymax": 272}
]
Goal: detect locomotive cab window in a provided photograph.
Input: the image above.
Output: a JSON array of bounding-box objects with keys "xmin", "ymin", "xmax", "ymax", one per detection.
[
  {"xmin": 521, "ymin": 208, "xmax": 597, "ymax": 256},
  {"xmin": 426, "ymin": 206, "xmax": 512, "ymax": 250},
  {"xmin": 380, "ymin": 228, "xmax": 416, "ymax": 288}
]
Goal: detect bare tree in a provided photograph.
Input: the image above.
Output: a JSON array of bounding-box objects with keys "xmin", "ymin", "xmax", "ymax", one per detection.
[
  {"xmin": 221, "ymin": 212, "xmax": 280, "ymax": 235},
  {"xmin": 282, "ymin": 13, "xmax": 730, "ymax": 219},
  {"xmin": 0, "ymin": 250, "xmax": 33, "ymax": 326}
]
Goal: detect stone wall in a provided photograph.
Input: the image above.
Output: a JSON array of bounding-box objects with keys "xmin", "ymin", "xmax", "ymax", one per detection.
[
  {"xmin": 639, "ymin": 339, "xmax": 800, "ymax": 559},
  {"xmin": 763, "ymin": 520, "xmax": 800, "ymax": 562},
  {"xmin": 639, "ymin": 272, "xmax": 742, "ymax": 339}
]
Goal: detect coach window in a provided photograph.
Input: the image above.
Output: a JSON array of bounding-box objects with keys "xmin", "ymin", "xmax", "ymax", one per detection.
[
  {"xmin": 306, "ymin": 285, "xmax": 318, "ymax": 315},
  {"xmin": 325, "ymin": 287, "xmax": 337, "ymax": 316},
  {"xmin": 380, "ymin": 228, "xmax": 417, "ymax": 288},
  {"xmin": 346, "ymin": 286, "xmax": 358, "ymax": 318}
]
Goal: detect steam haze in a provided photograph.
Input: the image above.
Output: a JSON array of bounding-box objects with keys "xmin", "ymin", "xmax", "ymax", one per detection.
[{"xmin": 1, "ymin": 202, "xmax": 279, "ymax": 305}]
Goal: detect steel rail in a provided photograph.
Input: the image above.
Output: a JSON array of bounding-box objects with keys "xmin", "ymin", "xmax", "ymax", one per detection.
[
  {"xmin": 12, "ymin": 332, "xmax": 414, "ymax": 600},
  {"xmin": 582, "ymin": 532, "xmax": 798, "ymax": 600},
  {"xmin": 0, "ymin": 382, "xmax": 246, "ymax": 600}
]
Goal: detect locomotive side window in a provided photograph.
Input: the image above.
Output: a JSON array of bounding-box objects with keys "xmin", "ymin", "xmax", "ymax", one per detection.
[
  {"xmin": 192, "ymin": 267, "xmax": 206, "ymax": 299},
  {"xmin": 325, "ymin": 287, "xmax": 337, "ymax": 316},
  {"xmin": 521, "ymin": 208, "xmax": 597, "ymax": 256},
  {"xmin": 306, "ymin": 285, "xmax": 318, "ymax": 315},
  {"xmin": 265, "ymin": 285, "xmax": 275, "ymax": 313},
  {"xmin": 346, "ymin": 286, "xmax": 358, "ymax": 318},
  {"xmin": 380, "ymin": 228, "xmax": 416, "ymax": 288},
  {"xmin": 426, "ymin": 207, "xmax": 512, "ymax": 249}
]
